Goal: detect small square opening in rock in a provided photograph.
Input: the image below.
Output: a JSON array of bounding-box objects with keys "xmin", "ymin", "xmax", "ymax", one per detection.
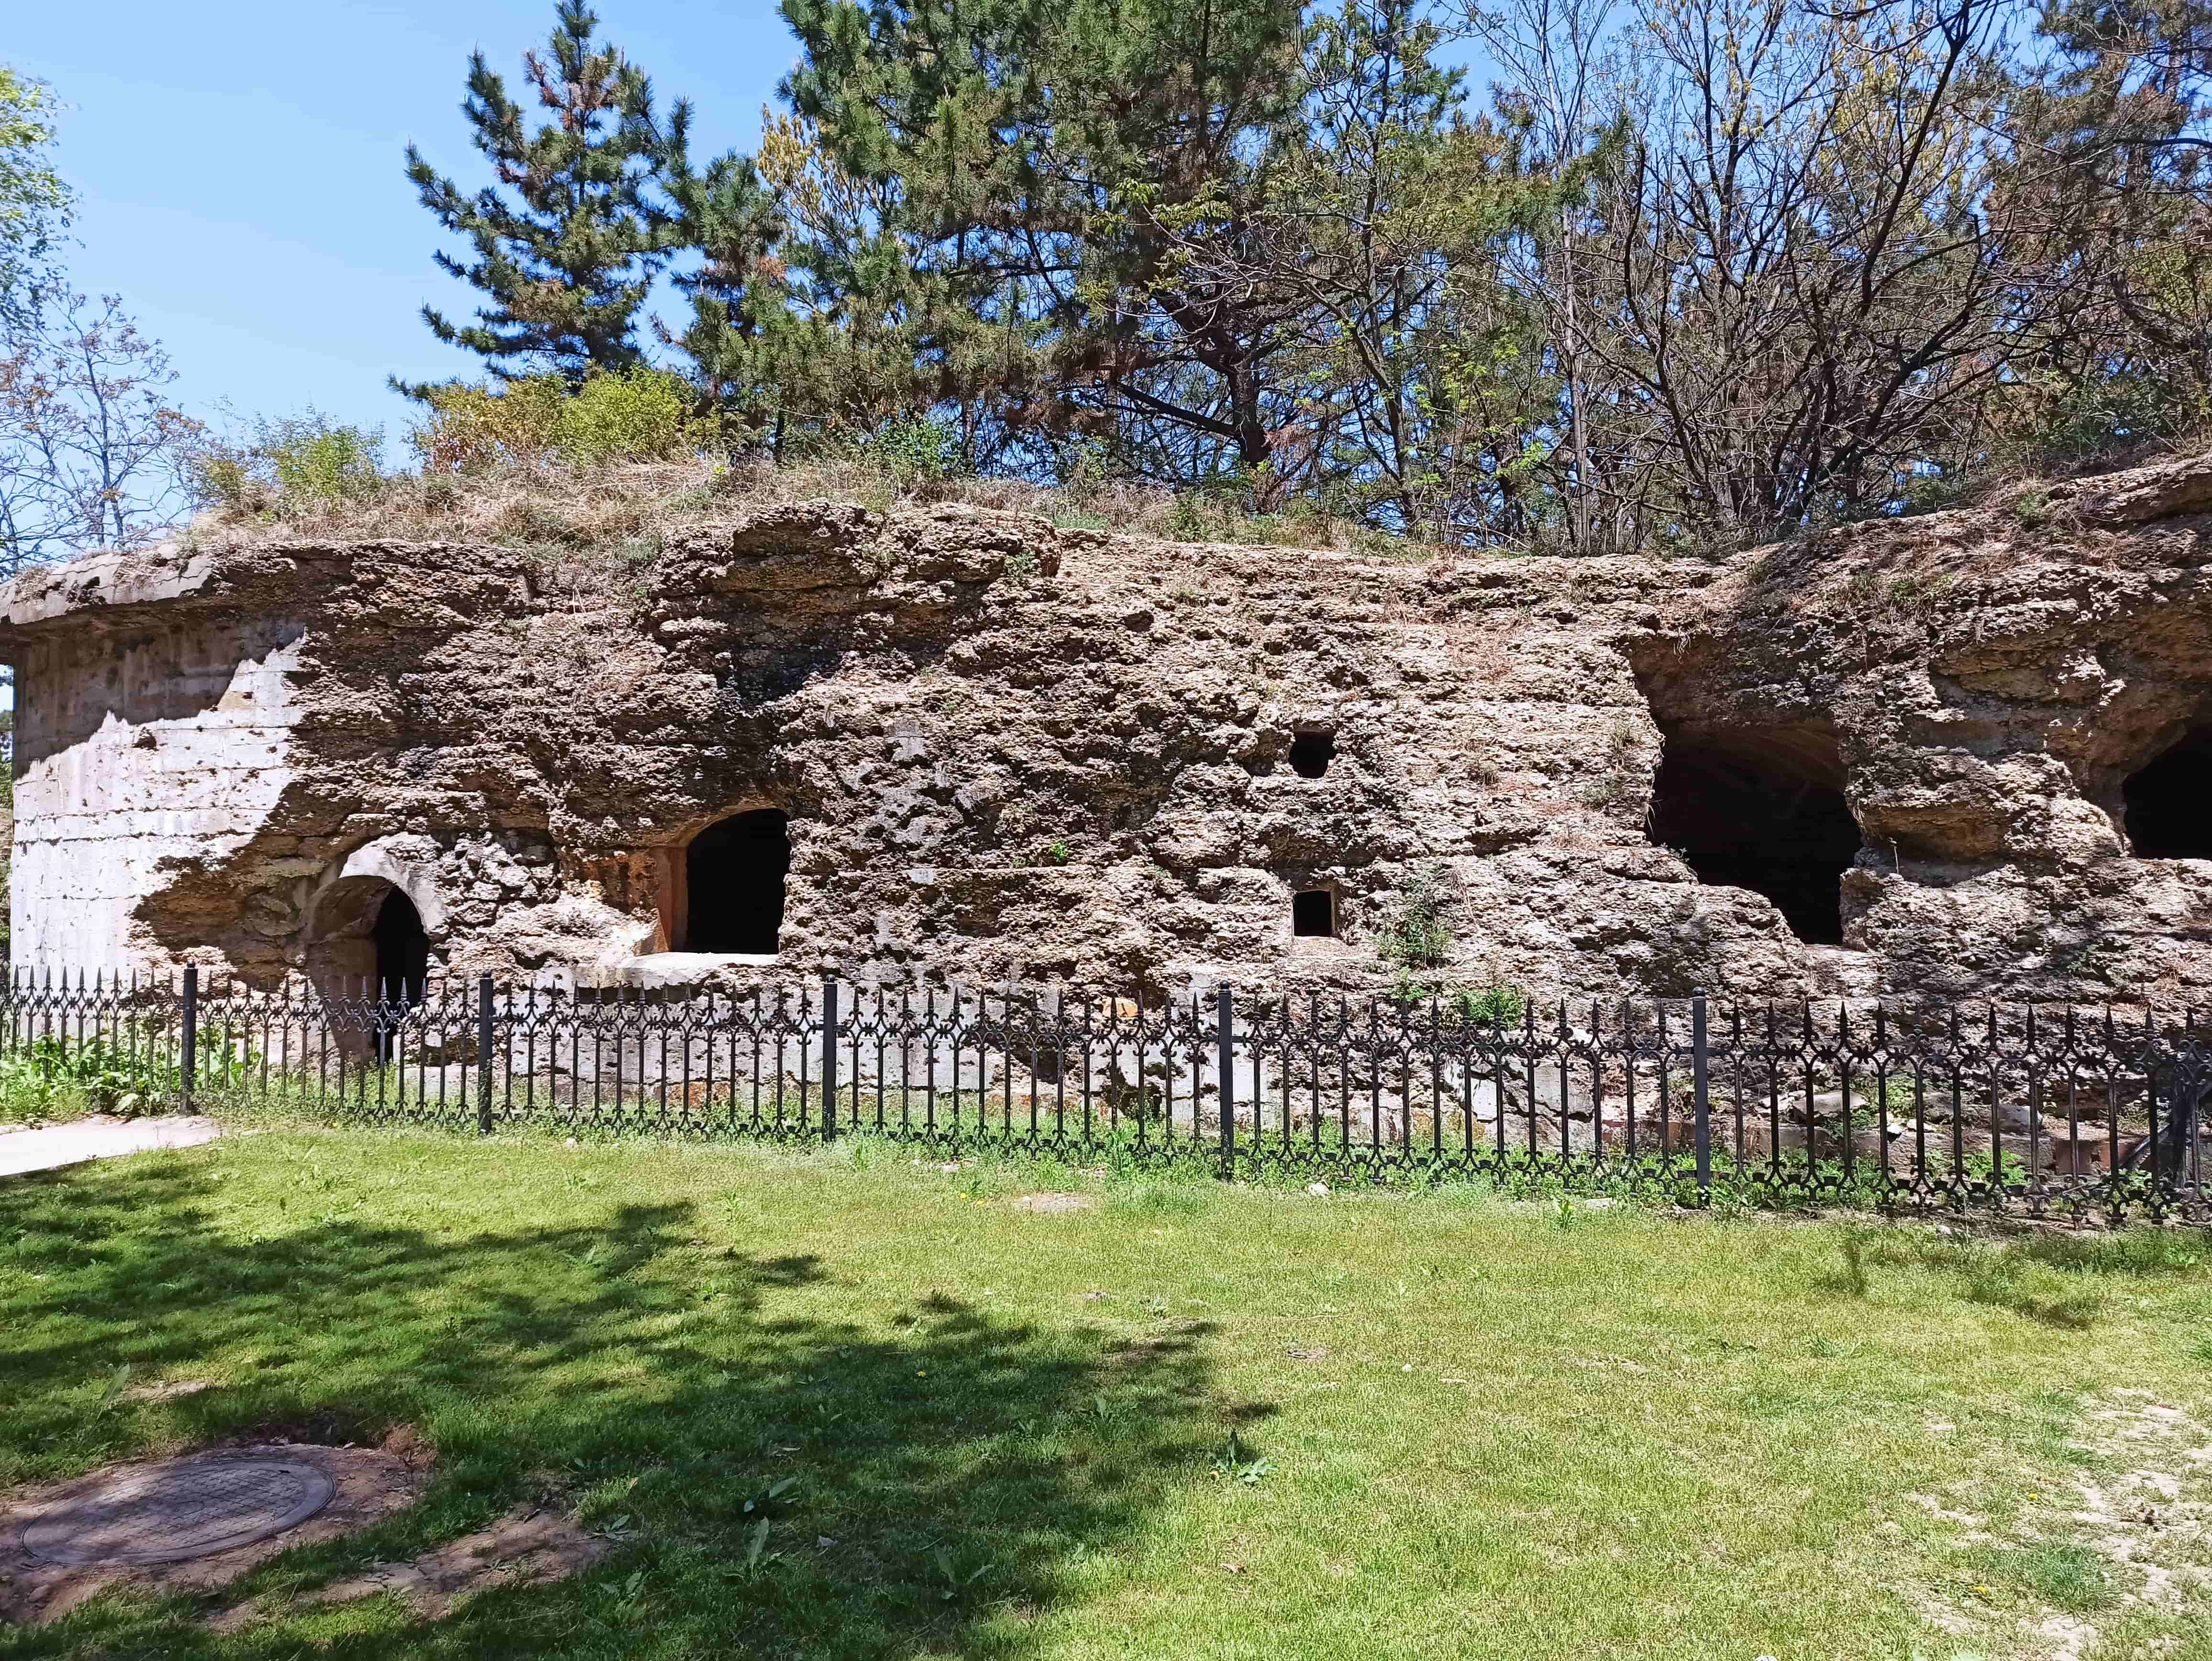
[
  {"xmin": 1288, "ymin": 731, "xmax": 1337, "ymax": 778},
  {"xmin": 1293, "ymin": 889, "xmax": 1336, "ymax": 937}
]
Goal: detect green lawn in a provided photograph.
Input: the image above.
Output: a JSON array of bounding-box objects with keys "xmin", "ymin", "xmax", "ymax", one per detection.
[{"xmin": 6, "ymin": 1130, "xmax": 2212, "ymax": 1659}]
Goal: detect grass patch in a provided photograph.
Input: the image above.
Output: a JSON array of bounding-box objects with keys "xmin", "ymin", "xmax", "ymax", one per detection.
[
  {"xmin": 4, "ymin": 1129, "xmax": 2212, "ymax": 1656},
  {"xmin": 1978, "ymin": 1539, "xmax": 2116, "ymax": 1613}
]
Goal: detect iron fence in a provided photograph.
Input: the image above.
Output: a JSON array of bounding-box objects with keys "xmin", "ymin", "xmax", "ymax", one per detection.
[{"xmin": 3, "ymin": 968, "xmax": 2209, "ymax": 1220}]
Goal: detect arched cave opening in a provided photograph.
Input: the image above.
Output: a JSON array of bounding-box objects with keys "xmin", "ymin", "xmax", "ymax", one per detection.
[
  {"xmin": 304, "ymin": 873, "xmax": 437, "ymax": 1063},
  {"xmin": 1648, "ymin": 727, "xmax": 1861, "ymax": 945},
  {"xmin": 372, "ymin": 889, "xmax": 431, "ymax": 1003},
  {"xmin": 685, "ymin": 809, "xmax": 791, "ymax": 953},
  {"xmin": 1289, "ymin": 731, "xmax": 1337, "ymax": 779},
  {"xmin": 2123, "ymin": 727, "xmax": 2212, "ymax": 859},
  {"xmin": 1293, "ymin": 889, "xmax": 1336, "ymax": 938}
]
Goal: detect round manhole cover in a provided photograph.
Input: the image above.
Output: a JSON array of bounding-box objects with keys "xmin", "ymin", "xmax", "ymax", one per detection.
[{"xmin": 20, "ymin": 1459, "xmax": 336, "ymax": 1565}]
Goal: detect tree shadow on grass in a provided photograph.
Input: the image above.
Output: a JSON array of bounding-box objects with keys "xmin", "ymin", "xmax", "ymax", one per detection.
[{"xmin": 0, "ymin": 1155, "xmax": 1243, "ymax": 1658}]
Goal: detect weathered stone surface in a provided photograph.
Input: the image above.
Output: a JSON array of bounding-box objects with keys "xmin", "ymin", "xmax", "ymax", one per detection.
[{"xmin": 3, "ymin": 456, "xmax": 2212, "ymax": 1002}]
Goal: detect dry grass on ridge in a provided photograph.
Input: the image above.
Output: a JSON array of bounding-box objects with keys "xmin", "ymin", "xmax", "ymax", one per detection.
[{"xmin": 175, "ymin": 453, "xmax": 1420, "ymax": 573}]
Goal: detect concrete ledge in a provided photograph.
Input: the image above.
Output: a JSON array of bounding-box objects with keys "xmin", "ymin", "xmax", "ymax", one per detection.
[{"xmin": 0, "ymin": 542, "xmax": 217, "ymax": 632}]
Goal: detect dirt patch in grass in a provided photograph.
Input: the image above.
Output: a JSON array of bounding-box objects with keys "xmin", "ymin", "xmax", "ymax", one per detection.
[
  {"xmin": 0, "ymin": 1429, "xmax": 431, "ymax": 1625},
  {"xmin": 1015, "ymin": 1191, "xmax": 1098, "ymax": 1215},
  {"xmin": 205, "ymin": 1506, "xmax": 607, "ymax": 1631},
  {"xmin": 117, "ymin": 1378, "xmax": 213, "ymax": 1405},
  {"xmin": 1908, "ymin": 1389, "xmax": 2212, "ymax": 1659}
]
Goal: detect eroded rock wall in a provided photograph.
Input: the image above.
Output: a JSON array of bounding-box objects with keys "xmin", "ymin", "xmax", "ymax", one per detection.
[
  {"xmin": 1636, "ymin": 452, "xmax": 2212, "ymax": 1003},
  {"xmin": 3, "ymin": 449, "xmax": 2210, "ymax": 1003}
]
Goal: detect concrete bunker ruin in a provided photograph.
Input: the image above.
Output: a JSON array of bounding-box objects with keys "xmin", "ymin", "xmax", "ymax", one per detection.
[
  {"xmin": 680, "ymin": 810, "xmax": 790, "ymax": 954},
  {"xmin": 8, "ymin": 448, "xmax": 2212, "ymax": 1005},
  {"xmin": 1649, "ymin": 725, "xmax": 1862, "ymax": 946},
  {"xmin": 2123, "ymin": 727, "xmax": 2212, "ymax": 860}
]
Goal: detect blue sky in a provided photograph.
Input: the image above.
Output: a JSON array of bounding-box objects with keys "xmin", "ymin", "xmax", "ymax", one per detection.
[{"xmin": 9, "ymin": 1, "xmax": 798, "ymax": 446}]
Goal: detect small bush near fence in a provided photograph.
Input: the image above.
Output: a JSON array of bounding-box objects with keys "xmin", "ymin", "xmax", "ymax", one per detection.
[
  {"xmin": 0, "ymin": 1034, "xmax": 181, "ymax": 1123},
  {"xmin": 6, "ymin": 971, "xmax": 2209, "ymax": 1222}
]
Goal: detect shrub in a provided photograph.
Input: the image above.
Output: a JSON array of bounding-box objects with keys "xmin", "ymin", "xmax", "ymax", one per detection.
[
  {"xmin": 556, "ymin": 369, "xmax": 697, "ymax": 464},
  {"xmin": 0, "ymin": 1036, "xmax": 177, "ymax": 1118},
  {"xmin": 862, "ymin": 417, "xmax": 964, "ymax": 486},
  {"xmin": 409, "ymin": 370, "xmax": 701, "ymax": 472},
  {"xmin": 1166, "ymin": 493, "xmax": 1208, "ymax": 541},
  {"xmin": 1453, "ymin": 985, "xmax": 1527, "ymax": 1027},
  {"xmin": 1380, "ymin": 864, "xmax": 1454, "ymax": 972},
  {"xmin": 195, "ymin": 412, "xmax": 386, "ymax": 511},
  {"xmin": 269, "ymin": 418, "xmax": 384, "ymax": 500},
  {"xmin": 408, "ymin": 376, "xmax": 567, "ymax": 472}
]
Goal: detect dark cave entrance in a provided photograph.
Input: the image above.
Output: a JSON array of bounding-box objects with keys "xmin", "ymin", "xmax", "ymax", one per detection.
[
  {"xmin": 371, "ymin": 889, "xmax": 431, "ymax": 1003},
  {"xmin": 305, "ymin": 874, "xmax": 435, "ymax": 1063},
  {"xmin": 2123, "ymin": 727, "xmax": 2212, "ymax": 859},
  {"xmin": 1289, "ymin": 731, "xmax": 1337, "ymax": 778},
  {"xmin": 1293, "ymin": 889, "xmax": 1336, "ymax": 937},
  {"xmin": 1648, "ymin": 727, "xmax": 1861, "ymax": 945},
  {"xmin": 685, "ymin": 809, "xmax": 791, "ymax": 953}
]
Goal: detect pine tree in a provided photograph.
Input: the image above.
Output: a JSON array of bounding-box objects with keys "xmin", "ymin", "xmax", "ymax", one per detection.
[
  {"xmin": 403, "ymin": 1, "xmax": 683, "ymax": 387},
  {"xmin": 2002, "ymin": 0, "xmax": 2212, "ymax": 451},
  {"xmin": 662, "ymin": 147, "xmax": 796, "ymax": 441},
  {"xmin": 778, "ymin": 0, "xmax": 1308, "ymax": 486}
]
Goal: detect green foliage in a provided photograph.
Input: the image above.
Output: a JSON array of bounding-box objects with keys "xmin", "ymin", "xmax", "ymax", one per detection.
[
  {"xmin": 1374, "ymin": 867, "xmax": 1534, "ymax": 1022},
  {"xmin": 265, "ymin": 418, "xmax": 384, "ymax": 501},
  {"xmin": 0, "ymin": 66, "xmax": 72, "ymax": 323},
  {"xmin": 780, "ymin": 0, "xmax": 1307, "ymax": 483},
  {"xmin": 554, "ymin": 368, "xmax": 697, "ymax": 463},
  {"xmin": 400, "ymin": 2, "xmax": 684, "ymax": 386},
  {"xmin": 1209, "ymin": 1428, "xmax": 1273, "ymax": 1485},
  {"xmin": 406, "ymin": 376, "xmax": 567, "ymax": 471},
  {"xmin": 1453, "ymin": 985, "xmax": 1528, "ymax": 1027},
  {"xmin": 1380, "ymin": 864, "xmax": 1454, "ymax": 972},
  {"xmin": 195, "ymin": 413, "xmax": 385, "ymax": 511},
  {"xmin": 381, "ymin": 0, "xmax": 2212, "ymax": 545},
  {"xmin": 663, "ymin": 145, "xmax": 812, "ymax": 447},
  {"xmin": 2002, "ymin": 0, "xmax": 2212, "ymax": 455},
  {"xmin": 408, "ymin": 369, "xmax": 700, "ymax": 470},
  {"xmin": 862, "ymin": 417, "xmax": 963, "ymax": 486},
  {"xmin": 0, "ymin": 1035, "xmax": 176, "ymax": 1120}
]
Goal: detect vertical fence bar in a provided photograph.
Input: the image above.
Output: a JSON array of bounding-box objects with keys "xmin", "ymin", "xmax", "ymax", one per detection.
[
  {"xmin": 1217, "ymin": 986, "xmax": 1235, "ymax": 1169},
  {"xmin": 179, "ymin": 965, "xmax": 199, "ymax": 1111},
  {"xmin": 822, "ymin": 976, "xmax": 841, "ymax": 1141},
  {"xmin": 1692, "ymin": 987, "xmax": 1712, "ymax": 1195},
  {"xmin": 476, "ymin": 974, "xmax": 495, "ymax": 1135}
]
